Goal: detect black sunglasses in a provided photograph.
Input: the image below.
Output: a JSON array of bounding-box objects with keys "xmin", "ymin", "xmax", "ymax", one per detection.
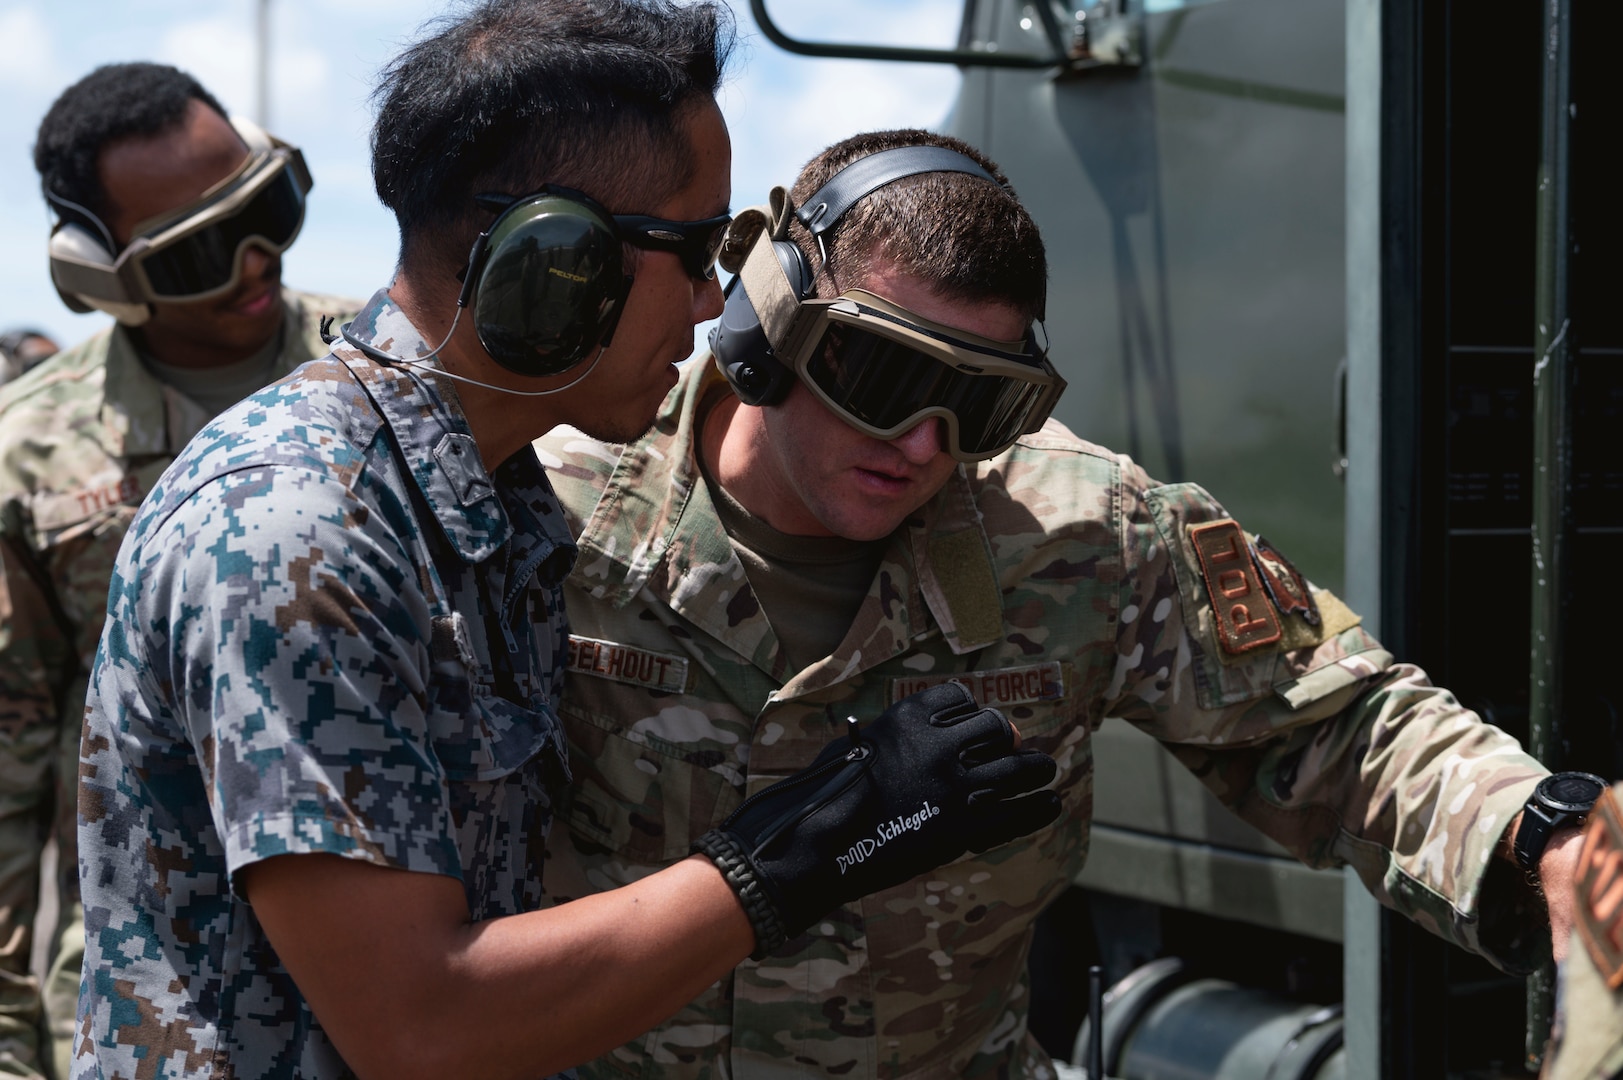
[
  {"xmin": 613, "ymin": 213, "xmax": 733, "ymax": 281},
  {"xmin": 475, "ymin": 190, "xmax": 731, "ymax": 281}
]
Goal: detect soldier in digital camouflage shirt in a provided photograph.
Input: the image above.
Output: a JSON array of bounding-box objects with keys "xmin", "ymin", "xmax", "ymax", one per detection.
[
  {"xmin": 71, "ymin": 6, "xmax": 1060, "ymax": 1079},
  {"xmin": 535, "ymin": 128, "xmax": 1586, "ymax": 1080},
  {"xmin": 0, "ymin": 63, "xmax": 355, "ymax": 1079}
]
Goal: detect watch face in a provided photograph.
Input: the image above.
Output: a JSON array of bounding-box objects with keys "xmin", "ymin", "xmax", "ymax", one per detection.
[{"xmin": 1537, "ymin": 771, "xmax": 1608, "ymax": 813}]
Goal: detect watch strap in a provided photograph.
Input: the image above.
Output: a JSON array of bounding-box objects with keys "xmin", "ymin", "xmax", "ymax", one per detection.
[
  {"xmin": 1513, "ymin": 771, "xmax": 1606, "ymax": 873},
  {"xmin": 1514, "ymin": 801, "xmax": 1562, "ymax": 873}
]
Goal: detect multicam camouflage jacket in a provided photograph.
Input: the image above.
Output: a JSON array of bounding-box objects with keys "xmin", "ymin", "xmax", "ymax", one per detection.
[
  {"xmin": 534, "ymin": 360, "xmax": 1551, "ymax": 1080},
  {"xmin": 75, "ymin": 289, "xmax": 575, "ymax": 1080}
]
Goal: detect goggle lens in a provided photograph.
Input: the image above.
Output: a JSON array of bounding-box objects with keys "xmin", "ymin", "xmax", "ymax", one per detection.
[
  {"xmin": 138, "ymin": 164, "xmax": 306, "ymax": 298},
  {"xmin": 804, "ymin": 323, "xmax": 1052, "ymax": 457}
]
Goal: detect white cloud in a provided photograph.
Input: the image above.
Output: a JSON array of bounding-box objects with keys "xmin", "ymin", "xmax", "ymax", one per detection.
[
  {"xmin": 156, "ymin": 13, "xmax": 333, "ymax": 133},
  {"xmin": 717, "ymin": 0, "xmax": 965, "ymax": 206},
  {"xmin": 0, "ymin": 6, "xmax": 59, "ymax": 91},
  {"xmin": 721, "ymin": 55, "xmax": 960, "ymax": 207},
  {"xmin": 156, "ymin": 18, "xmax": 257, "ymax": 113},
  {"xmin": 754, "ymin": 0, "xmax": 962, "ymax": 48}
]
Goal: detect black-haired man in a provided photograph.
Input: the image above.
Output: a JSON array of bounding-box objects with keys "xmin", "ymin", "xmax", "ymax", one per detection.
[
  {"xmin": 72, "ymin": 4, "xmax": 1057, "ymax": 1079},
  {"xmin": 0, "ymin": 61, "xmax": 353, "ymax": 1079},
  {"xmin": 537, "ymin": 128, "xmax": 1583, "ymax": 1079}
]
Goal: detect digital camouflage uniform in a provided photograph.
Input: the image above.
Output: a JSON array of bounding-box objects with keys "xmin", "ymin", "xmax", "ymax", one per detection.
[
  {"xmin": 1544, "ymin": 783, "xmax": 1623, "ymax": 1080},
  {"xmin": 535, "ymin": 360, "xmax": 1552, "ymax": 1080},
  {"xmin": 74, "ymin": 289, "xmax": 575, "ymax": 1080},
  {"xmin": 0, "ymin": 288, "xmax": 351, "ymax": 1079}
]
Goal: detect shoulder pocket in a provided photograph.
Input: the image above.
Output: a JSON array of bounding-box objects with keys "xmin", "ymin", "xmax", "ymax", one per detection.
[
  {"xmin": 1144, "ymin": 484, "xmax": 1283, "ymax": 710},
  {"xmin": 427, "ymin": 612, "xmax": 566, "ymax": 783}
]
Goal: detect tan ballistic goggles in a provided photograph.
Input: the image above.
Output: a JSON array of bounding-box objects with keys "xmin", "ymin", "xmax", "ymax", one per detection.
[
  {"xmin": 782, "ymin": 289, "xmax": 1065, "ymax": 462},
  {"xmin": 50, "ymin": 139, "xmax": 311, "ymax": 306}
]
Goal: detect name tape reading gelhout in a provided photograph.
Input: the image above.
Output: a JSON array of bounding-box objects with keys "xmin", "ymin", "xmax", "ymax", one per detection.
[{"xmin": 566, "ymin": 635, "xmax": 691, "ymax": 693}]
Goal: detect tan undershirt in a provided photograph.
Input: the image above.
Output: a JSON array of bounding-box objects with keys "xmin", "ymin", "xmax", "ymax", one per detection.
[
  {"xmin": 141, "ymin": 326, "xmax": 285, "ymax": 417},
  {"xmin": 700, "ymin": 447, "xmax": 887, "ymax": 675}
]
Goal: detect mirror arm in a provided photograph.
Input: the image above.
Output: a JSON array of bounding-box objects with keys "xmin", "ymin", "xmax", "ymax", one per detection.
[
  {"xmin": 1028, "ymin": 0, "xmax": 1072, "ymax": 59},
  {"xmin": 748, "ymin": 0, "xmax": 1067, "ymax": 69}
]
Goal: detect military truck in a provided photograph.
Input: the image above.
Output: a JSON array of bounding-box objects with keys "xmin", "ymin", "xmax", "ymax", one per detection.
[{"xmin": 745, "ymin": 1, "xmax": 1622, "ymax": 1076}]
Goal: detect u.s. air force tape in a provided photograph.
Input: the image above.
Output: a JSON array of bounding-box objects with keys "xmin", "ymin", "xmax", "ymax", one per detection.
[
  {"xmin": 566, "ymin": 635, "xmax": 690, "ymax": 693},
  {"xmin": 889, "ymin": 662, "xmax": 1065, "ymax": 708}
]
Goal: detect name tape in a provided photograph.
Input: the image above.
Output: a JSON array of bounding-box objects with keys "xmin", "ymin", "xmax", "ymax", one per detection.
[
  {"xmin": 889, "ymin": 661, "xmax": 1065, "ymax": 709},
  {"xmin": 566, "ymin": 635, "xmax": 689, "ymax": 693},
  {"xmin": 33, "ymin": 473, "xmax": 146, "ymax": 532}
]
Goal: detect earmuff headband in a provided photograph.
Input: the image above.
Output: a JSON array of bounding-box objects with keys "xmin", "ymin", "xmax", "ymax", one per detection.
[{"xmin": 795, "ymin": 146, "xmax": 1001, "ymax": 238}]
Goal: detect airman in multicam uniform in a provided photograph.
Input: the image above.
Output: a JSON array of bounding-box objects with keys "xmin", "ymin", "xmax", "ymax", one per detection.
[
  {"xmin": 70, "ymin": 6, "xmax": 1056, "ymax": 1078},
  {"xmin": 536, "ymin": 128, "xmax": 1577, "ymax": 1080},
  {"xmin": 0, "ymin": 61, "xmax": 355, "ymax": 1079},
  {"xmin": 1544, "ymin": 783, "xmax": 1623, "ymax": 1080}
]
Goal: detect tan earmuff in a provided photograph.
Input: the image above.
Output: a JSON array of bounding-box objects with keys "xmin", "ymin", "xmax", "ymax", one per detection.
[
  {"xmin": 47, "ymin": 221, "xmax": 150, "ymax": 325},
  {"xmin": 709, "ymin": 187, "xmax": 820, "ymax": 405}
]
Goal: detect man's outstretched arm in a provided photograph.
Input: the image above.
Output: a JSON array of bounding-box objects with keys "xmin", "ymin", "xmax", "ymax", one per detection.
[
  {"xmin": 242, "ymin": 852, "xmax": 751, "ymax": 1080},
  {"xmin": 241, "ymin": 681, "xmax": 1057, "ymax": 1080}
]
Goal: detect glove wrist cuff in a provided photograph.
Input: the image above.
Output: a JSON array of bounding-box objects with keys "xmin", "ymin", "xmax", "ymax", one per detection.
[{"xmin": 694, "ymin": 829, "xmax": 788, "ymax": 960}]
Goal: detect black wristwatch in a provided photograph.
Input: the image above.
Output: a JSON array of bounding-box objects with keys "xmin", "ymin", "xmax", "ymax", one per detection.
[{"xmin": 1512, "ymin": 771, "xmax": 1608, "ymax": 873}]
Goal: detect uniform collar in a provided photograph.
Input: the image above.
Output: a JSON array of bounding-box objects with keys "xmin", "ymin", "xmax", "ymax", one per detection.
[
  {"xmin": 575, "ymin": 360, "xmax": 1004, "ymax": 683},
  {"xmin": 99, "ymin": 287, "xmax": 318, "ymax": 458},
  {"xmin": 332, "ymin": 288, "xmax": 573, "ymax": 572},
  {"xmin": 571, "ymin": 358, "xmax": 716, "ymax": 607}
]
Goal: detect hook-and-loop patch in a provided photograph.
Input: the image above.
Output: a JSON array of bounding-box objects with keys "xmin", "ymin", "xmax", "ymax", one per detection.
[{"xmin": 1188, "ymin": 520, "xmax": 1282, "ymax": 656}]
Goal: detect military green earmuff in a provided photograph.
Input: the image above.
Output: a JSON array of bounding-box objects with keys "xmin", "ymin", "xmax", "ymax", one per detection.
[{"xmin": 459, "ymin": 187, "xmax": 633, "ymax": 378}]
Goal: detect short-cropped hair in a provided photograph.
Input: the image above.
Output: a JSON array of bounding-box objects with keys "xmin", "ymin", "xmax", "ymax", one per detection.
[
  {"xmin": 789, "ymin": 130, "xmax": 1047, "ymax": 324},
  {"xmin": 372, "ymin": 0, "xmax": 733, "ymax": 273},
  {"xmin": 34, "ymin": 63, "xmax": 229, "ymax": 234}
]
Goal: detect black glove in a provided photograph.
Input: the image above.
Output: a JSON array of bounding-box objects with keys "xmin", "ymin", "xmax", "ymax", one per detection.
[{"xmin": 694, "ymin": 682, "xmax": 1061, "ymax": 958}]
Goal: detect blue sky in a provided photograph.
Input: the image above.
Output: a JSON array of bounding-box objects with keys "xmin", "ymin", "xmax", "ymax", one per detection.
[{"xmin": 0, "ymin": 0, "xmax": 961, "ymax": 349}]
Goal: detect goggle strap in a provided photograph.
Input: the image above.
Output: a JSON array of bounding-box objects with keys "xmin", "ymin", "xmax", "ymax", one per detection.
[
  {"xmin": 738, "ymin": 229, "xmax": 810, "ymax": 359},
  {"xmin": 768, "ymin": 186, "xmax": 794, "ymax": 241}
]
